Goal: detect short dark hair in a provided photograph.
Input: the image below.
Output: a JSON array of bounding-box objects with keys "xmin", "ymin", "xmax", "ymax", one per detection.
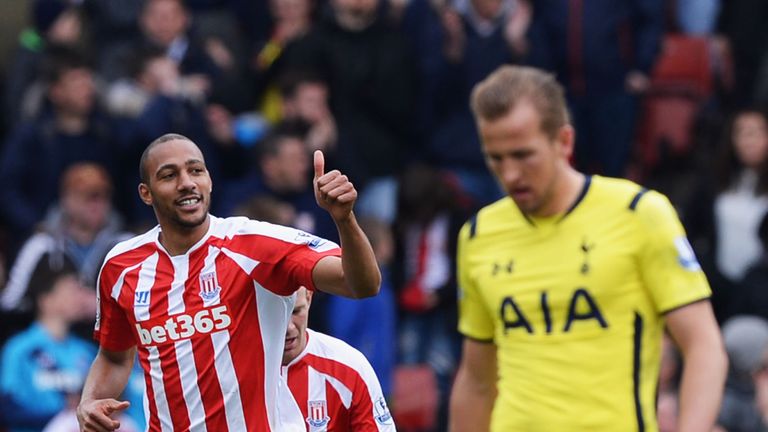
[
  {"xmin": 127, "ymin": 45, "xmax": 168, "ymax": 80},
  {"xmin": 257, "ymin": 119, "xmax": 310, "ymax": 163},
  {"xmin": 40, "ymin": 45, "xmax": 91, "ymax": 86},
  {"xmin": 470, "ymin": 65, "xmax": 570, "ymax": 139},
  {"xmin": 278, "ymin": 69, "xmax": 327, "ymax": 100},
  {"xmin": 139, "ymin": 133, "xmax": 195, "ymax": 183},
  {"xmin": 27, "ymin": 257, "xmax": 78, "ymax": 316}
]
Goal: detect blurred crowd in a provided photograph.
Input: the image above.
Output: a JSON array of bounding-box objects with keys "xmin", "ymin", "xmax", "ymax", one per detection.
[{"xmin": 0, "ymin": 0, "xmax": 767, "ymax": 431}]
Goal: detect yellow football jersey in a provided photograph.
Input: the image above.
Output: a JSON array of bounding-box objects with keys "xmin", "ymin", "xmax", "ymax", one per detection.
[{"xmin": 457, "ymin": 175, "xmax": 710, "ymax": 432}]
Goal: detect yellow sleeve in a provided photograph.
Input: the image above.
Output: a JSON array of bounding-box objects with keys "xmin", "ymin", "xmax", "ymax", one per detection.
[
  {"xmin": 457, "ymin": 219, "xmax": 495, "ymax": 341},
  {"xmin": 635, "ymin": 191, "xmax": 711, "ymax": 313}
]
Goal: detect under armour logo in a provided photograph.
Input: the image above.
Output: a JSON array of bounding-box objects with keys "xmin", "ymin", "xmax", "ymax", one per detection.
[{"xmin": 492, "ymin": 260, "xmax": 514, "ymax": 276}]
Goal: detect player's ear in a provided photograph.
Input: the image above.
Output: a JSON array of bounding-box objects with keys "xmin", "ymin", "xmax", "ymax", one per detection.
[
  {"xmin": 556, "ymin": 124, "xmax": 575, "ymax": 160},
  {"xmin": 306, "ymin": 289, "xmax": 313, "ymax": 306},
  {"xmin": 138, "ymin": 183, "xmax": 153, "ymax": 206}
]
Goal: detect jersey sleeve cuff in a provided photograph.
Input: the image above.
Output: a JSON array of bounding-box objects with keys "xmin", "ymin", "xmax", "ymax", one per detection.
[
  {"xmin": 659, "ymin": 295, "xmax": 711, "ymax": 315},
  {"xmin": 303, "ymin": 248, "xmax": 342, "ymax": 291},
  {"xmin": 459, "ymin": 331, "xmax": 495, "ymax": 344}
]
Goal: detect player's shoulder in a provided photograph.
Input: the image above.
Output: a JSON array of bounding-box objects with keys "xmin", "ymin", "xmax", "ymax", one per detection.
[
  {"xmin": 214, "ymin": 215, "xmax": 317, "ymax": 243},
  {"xmin": 102, "ymin": 226, "xmax": 160, "ymax": 268},
  {"xmin": 213, "ymin": 215, "xmax": 339, "ymax": 252},
  {"xmin": 307, "ymin": 330, "xmax": 372, "ymax": 369},
  {"xmin": 460, "ymin": 197, "xmax": 521, "ymax": 241},
  {"xmin": 215, "ymin": 215, "xmax": 298, "ymax": 239},
  {"xmin": 587, "ymin": 175, "xmax": 671, "ymax": 214}
]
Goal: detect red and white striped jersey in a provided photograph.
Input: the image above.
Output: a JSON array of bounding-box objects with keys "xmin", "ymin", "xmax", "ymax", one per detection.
[
  {"xmin": 284, "ymin": 329, "xmax": 397, "ymax": 432},
  {"xmin": 94, "ymin": 215, "xmax": 340, "ymax": 432}
]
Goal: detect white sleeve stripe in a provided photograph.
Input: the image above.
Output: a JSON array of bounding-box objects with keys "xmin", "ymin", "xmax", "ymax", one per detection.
[
  {"xmin": 111, "ymin": 261, "xmax": 144, "ymax": 301},
  {"xmin": 316, "ymin": 370, "xmax": 354, "ymax": 408},
  {"xmin": 102, "ymin": 228, "xmax": 158, "ymax": 263},
  {"xmin": 134, "ymin": 252, "xmax": 159, "ymax": 322},
  {"xmin": 221, "ymin": 247, "xmax": 260, "ymax": 274}
]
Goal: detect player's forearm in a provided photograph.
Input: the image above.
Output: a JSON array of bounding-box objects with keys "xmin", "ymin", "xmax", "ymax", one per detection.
[
  {"xmin": 335, "ymin": 212, "xmax": 381, "ymax": 298},
  {"xmin": 449, "ymin": 368, "xmax": 495, "ymax": 432},
  {"xmin": 676, "ymin": 340, "xmax": 728, "ymax": 432},
  {"xmin": 80, "ymin": 349, "xmax": 135, "ymax": 403}
]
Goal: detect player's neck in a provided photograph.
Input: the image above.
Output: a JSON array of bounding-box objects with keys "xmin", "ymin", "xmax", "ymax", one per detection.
[
  {"xmin": 158, "ymin": 216, "xmax": 211, "ymax": 256},
  {"xmin": 533, "ymin": 166, "xmax": 586, "ymax": 218},
  {"xmin": 38, "ymin": 315, "xmax": 70, "ymax": 341}
]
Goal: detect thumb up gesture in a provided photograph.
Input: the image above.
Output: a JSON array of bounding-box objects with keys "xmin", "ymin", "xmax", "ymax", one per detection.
[{"xmin": 313, "ymin": 150, "xmax": 357, "ymax": 222}]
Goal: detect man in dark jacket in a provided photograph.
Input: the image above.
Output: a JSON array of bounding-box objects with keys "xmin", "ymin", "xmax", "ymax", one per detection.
[
  {"xmin": 526, "ymin": 0, "xmax": 664, "ymax": 177},
  {"xmin": 0, "ymin": 48, "xmax": 124, "ymax": 250},
  {"xmin": 280, "ymin": 0, "xmax": 418, "ymax": 222}
]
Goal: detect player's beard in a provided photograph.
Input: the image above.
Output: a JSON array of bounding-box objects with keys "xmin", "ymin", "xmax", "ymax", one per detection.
[
  {"xmin": 156, "ymin": 195, "xmax": 211, "ymax": 229},
  {"xmin": 172, "ymin": 207, "xmax": 209, "ymax": 229}
]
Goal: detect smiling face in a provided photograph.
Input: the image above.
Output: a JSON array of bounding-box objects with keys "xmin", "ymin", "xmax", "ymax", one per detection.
[
  {"xmin": 478, "ymin": 100, "xmax": 574, "ymax": 216},
  {"xmin": 283, "ymin": 287, "xmax": 312, "ymax": 365},
  {"xmin": 139, "ymin": 138, "xmax": 212, "ymax": 231}
]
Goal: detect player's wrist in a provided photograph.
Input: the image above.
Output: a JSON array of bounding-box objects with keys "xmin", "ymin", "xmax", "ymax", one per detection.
[{"xmin": 332, "ymin": 210, "xmax": 356, "ymax": 227}]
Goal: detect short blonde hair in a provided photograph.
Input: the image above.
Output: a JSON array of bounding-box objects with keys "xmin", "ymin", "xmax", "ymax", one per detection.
[{"xmin": 470, "ymin": 65, "xmax": 570, "ymax": 139}]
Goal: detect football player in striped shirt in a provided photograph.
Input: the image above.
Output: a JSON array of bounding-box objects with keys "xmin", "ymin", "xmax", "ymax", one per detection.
[
  {"xmin": 282, "ymin": 287, "xmax": 396, "ymax": 431},
  {"xmin": 76, "ymin": 134, "xmax": 381, "ymax": 431}
]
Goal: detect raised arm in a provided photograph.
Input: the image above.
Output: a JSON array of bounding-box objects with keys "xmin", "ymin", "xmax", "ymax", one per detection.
[
  {"xmin": 77, "ymin": 347, "xmax": 136, "ymax": 432},
  {"xmin": 449, "ymin": 338, "xmax": 497, "ymax": 432},
  {"xmin": 311, "ymin": 150, "xmax": 381, "ymax": 298},
  {"xmin": 665, "ymin": 301, "xmax": 727, "ymax": 432}
]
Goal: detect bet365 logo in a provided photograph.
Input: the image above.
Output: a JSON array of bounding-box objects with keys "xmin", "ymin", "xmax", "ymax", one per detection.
[{"xmin": 136, "ymin": 305, "xmax": 232, "ymax": 345}]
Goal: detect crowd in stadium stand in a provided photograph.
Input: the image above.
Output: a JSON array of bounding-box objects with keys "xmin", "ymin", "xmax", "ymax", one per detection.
[{"xmin": 1, "ymin": 0, "xmax": 768, "ymax": 431}]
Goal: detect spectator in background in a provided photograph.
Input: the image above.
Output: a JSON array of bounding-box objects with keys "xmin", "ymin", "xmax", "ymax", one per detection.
[
  {"xmin": 281, "ymin": 0, "xmax": 418, "ymax": 223},
  {"xmin": 0, "ymin": 267, "xmax": 97, "ymax": 432},
  {"xmin": 685, "ymin": 108, "xmax": 768, "ymax": 322},
  {"xmin": 3, "ymin": 0, "xmax": 84, "ymax": 127},
  {"xmin": 410, "ymin": 0, "xmax": 530, "ymax": 207},
  {"xmin": 98, "ymin": 0, "xmax": 246, "ymax": 111},
  {"xmin": 279, "ymin": 70, "xmax": 337, "ymax": 154},
  {"xmin": 394, "ymin": 163, "xmax": 467, "ymax": 431},
  {"xmin": 219, "ymin": 120, "xmax": 338, "ymax": 242},
  {"xmin": 1, "ymin": 163, "xmax": 131, "ymax": 315},
  {"xmin": 104, "ymin": 46, "xmax": 189, "ymax": 120},
  {"xmin": 82, "ymin": 0, "xmax": 143, "ymax": 64},
  {"xmin": 716, "ymin": 316, "xmax": 768, "ymax": 432},
  {"xmin": 0, "ymin": 47, "xmax": 123, "ymax": 252},
  {"xmin": 526, "ymin": 0, "xmax": 665, "ymax": 177},
  {"xmin": 731, "ymin": 212, "xmax": 768, "ymax": 320},
  {"xmin": 326, "ymin": 216, "xmax": 397, "ymax": 397},
  {"xmin": 718, "ymin": 0, "xmax": 768, "ymax": 108},
  {"xmin": 251, "ymin": 0, "xmax": 318, "ymax": 117},
  {"xmin": 99, "ymin": 0, "xmax": 209, "ymax": 81},
  {"xmin": 232, "ymin": 195, "xmax": 299, "ymax": 227},
  {"xmin": 282, "ymin": 287, "xmax": 396, "ymax": 432}
]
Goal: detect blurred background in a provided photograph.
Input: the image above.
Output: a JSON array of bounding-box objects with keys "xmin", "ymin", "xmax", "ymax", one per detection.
[{"xmin": 0, "ymin": 0, "xmax": 768, "ymax": 431}]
